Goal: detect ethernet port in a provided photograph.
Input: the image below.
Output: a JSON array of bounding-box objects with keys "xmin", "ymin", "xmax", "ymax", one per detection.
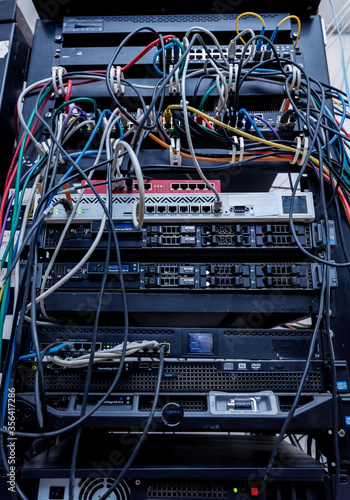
[
  {"xmin": 171, "ymin": 183, "xmax": 180, "ymax": 190},
  {"xmin": 144, "ymin": 183, "xmax": 152, "ymax": 190},
  {"xmin": 157, "ymin": 205, "xmax": 167, "ymax": 214},
  {"xmin": 179, "ymin": 205, "xmax": 189, "ymax": 213},
  {"xmin": 73, "ymin": 343, "xmax": 82, "ymax": 351},
  {"xmin": 197, "ymin": 183, "xmax": 205, "ymax": 190},
  {"xmin": 83, "ymin": 343, "xmax": 91, "ymax": 351},
  {"xmin": 201, "ymin": 205, "xmax": 212, "ymax": 213},
  {"xmin": 190, "ymin": 205, "xmax": 200, "ymax": 213},
  {"xmin": 188, "ymin": 183, "xmax": 197, "ymax": 190},
  {"xmin": 146, "ymin": 205, "xmax": 155, "ymax": 214},
  {"xmin": 180, "ymin": 183, "xmax": 188, "ymax": 190},
  {"xmin": 168, "ymin": 205, "xmax": 178, "ymax": 213}
]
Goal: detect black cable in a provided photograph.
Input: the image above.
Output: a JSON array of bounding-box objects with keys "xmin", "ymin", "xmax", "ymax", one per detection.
[
  {"xmin": 0, "ymin": 94, "xmax": 132, "ymax": 443},
  {"xmin": 231, "ymin": 35, "xmax": 289, "ymax": 120},
  {"xmin": 262, "ymin": 265, "xmax": 327, "ymax": 486},
  {"xmin": 191, "ymin": 74, "xmax": 216, "ymax": 108},
  {"xmin": 68, "ymin": 170, "xmax": 113, "ymax": 500},
  {"xmin": 105, "ymin": 27, "xmax": 166, "ymax": 128},
  {"xmin": 31, "ymin": 245, "xmax": 47, "ymax": 429},
  {"xmin": 99, "ymin": 344, "xmax": 166, "ymax": 500}
]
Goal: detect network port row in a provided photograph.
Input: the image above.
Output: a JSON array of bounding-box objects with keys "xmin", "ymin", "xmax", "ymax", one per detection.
[{"xmin": 145, "ymin": 204, "xmax": 213, "ymax": 214}]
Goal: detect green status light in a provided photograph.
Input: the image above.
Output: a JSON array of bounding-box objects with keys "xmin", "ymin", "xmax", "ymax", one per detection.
[{"xmin": 233, "ymin": 488, "xmax": 238, "ymax": 494}]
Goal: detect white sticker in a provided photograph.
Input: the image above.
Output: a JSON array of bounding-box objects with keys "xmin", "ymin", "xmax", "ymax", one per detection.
[{"xmin": 0, "ymin": 40, "xmax": 9, "ymax": 59}]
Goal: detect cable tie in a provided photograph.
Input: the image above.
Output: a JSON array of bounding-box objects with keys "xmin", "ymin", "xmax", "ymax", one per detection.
[
  {"xmin": 297, "ymin": 137, "xmax": 309, "ymax": 167},
  {"xmin": 169, "ymin": 138, "xmax": 181, "ymax": 165},
  {"xmin": 284, "ymin": 64, "xmax": 302, "ymax": 92},
  {"xmin": 230, "ymin": 136, "xmax": 238, "ymax": 163},
  {"xmin": 51, "ymin": 66, "xmax": 67, "ymax": 96},
  {"xmin": 238, "ymin": 136, "xmax": 244, "ymax": 161},
  {"xmin": 110, "ymin": 65, "xmax": 125, "ymax": 94},
  {"xmin": 290, "ymin": 136, "xmax": 302, "ymax": 165}
]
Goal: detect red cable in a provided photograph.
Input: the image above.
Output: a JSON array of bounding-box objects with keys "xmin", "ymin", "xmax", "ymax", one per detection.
[
  {"xmin": 81, "ymin": 36, "xmax": 179, "ymax": 77},
  {"xmin": 64, "ymin": 79, "xmax": 73, "ymax": 113},
  {"xmin": 196, "ymin": 115, "xmax": 215, "ymax": 131},
  {"xmin": 335, "ymin": 117, "xmax": 350, "ymax": 138},
  {"xmin": 0, "ymin": 93, "xmax": 51, "ymax": 234},
  {"xmin": 121, "ymin": 35, "xmax": 177, "ymax": 73}
]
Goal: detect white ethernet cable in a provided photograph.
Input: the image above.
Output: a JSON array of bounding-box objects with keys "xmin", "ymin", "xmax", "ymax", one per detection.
[
  {"xmin": 49, "ymin": 340, "xmax": 161, "ymax": 368},
  {"xmin": 29, "ymin": 109, "xmax": 122, "ymax": 314}
]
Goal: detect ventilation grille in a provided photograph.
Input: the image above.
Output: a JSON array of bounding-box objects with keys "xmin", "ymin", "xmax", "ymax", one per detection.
[
  {"xmin": 21, "ymin": 363, "xmax": 323, "ymax": 393},
  {"xmin": 146, "ymin": 481, "xmax": 326, "ymax": 500},
  {"xmin": 37, "ymin": 327, "xmax": 175, "ymax": 336},
  {"xmin": 71, "ymin": 13, "xmax": 281, "ymax": 23},
  {"xmin": 139, "ymin": 396, "xmax": 207, "ymax": 412},
  {"xmin": 278, "ymin": 395, "xmax": 314, "ymax": 412},
  {"xmin": 148, "ymin": 481, "xmax": 227, "ymax": 499},
  {"xmin": 77, "ymin": 478, "xmax": 129, "ymax": 500},
  {"xmin": 224, "ymin": 329, "xmax": 314, "ymax": 337}
]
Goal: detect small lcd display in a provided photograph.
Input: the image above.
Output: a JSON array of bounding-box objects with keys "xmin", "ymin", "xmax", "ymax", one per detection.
[
  {"xmin": 114, "ymin": 223, "xmax": 133, "ymax": 229},
  {"xmin": 188, "ymin": 332, "xmax": 213, "ymax": 354},
  {"xmin": 108, "ymin": 264, "xmax": 129, "ymax": 271},
  {"xmin": 282, "ymin": 196, "xmax": 308, "ymax": 214}
]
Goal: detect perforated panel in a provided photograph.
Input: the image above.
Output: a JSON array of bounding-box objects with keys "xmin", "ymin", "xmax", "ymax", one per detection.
[
  {"xmin": 21, "ymin": 363, "xmax": 323, "ymax": 393},
  {"xmin": 148, "ymin": 481, "xmax": 227, "ymax": 499},
  {"xmin": 138, "ymin": 396, "xmax": 208, "ymax": 412}
]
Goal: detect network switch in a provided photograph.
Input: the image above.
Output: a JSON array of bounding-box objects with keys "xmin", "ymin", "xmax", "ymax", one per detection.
[{"xmin": 43, "ymin": 191, "xmax": 315, "ymax": 223}]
